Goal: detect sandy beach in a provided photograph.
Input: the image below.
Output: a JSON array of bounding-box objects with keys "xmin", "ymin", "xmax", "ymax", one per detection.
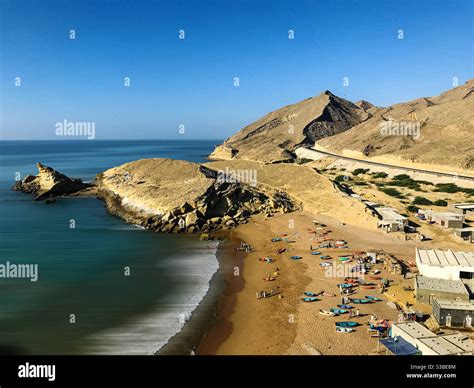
[{"xmin": 197, "ymin": 210, "xmax": 433, "ymax": 355}]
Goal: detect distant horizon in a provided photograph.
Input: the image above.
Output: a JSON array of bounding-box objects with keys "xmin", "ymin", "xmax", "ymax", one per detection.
[{"xmin": 1, "ymin": 0, "xmax": 473, "ymax": 140}]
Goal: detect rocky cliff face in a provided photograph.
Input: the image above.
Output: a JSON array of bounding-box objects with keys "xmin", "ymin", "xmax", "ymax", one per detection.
[
  {"xmin": 209, "ymin": 91, "xmax": 368, "ymax": 163},
  {"xmin": 96, "ymin": 158, "xmax": 298, "ymax": 234},
  {"xmin": 12, "ymin": 163, "xmax": 93, "ymax": 201},
  {"xmin": 317, "ymin": 79, "xmax": 474, "ymax": 171}
]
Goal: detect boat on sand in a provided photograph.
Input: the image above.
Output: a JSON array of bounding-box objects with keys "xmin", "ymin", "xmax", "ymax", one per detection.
[{"xmin": 319, "ymin": 309, "xmax": 336, "ymax": 317}]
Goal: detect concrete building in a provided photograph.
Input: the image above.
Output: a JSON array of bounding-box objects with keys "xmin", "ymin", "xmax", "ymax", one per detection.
[
  {"xmin": 415, "ymin": 276, "xmax": 470, "ymax": 304},
  {"xmin": 418, "ymin": 209, "xmax": 465, "ymax": 229},
  {"xmin": 391, "ymin": 321, "xmax": 474, "ymax": 355},
  {"xmin": 449, "ymin": 203, "xmax": 474, "ymax": 220},
  {"xmin": 377, "ymin": 207, "xmax": 408, "ymax": 233},
  {"xmin": 416, "ymin": 248, "xmax": 474, "ymax": 281},
  {"xmin": 417, "ymin": 335, "xmax": 473, "ymax": 355},
  {"xmin": 454, "ymin": 227, "xmax": 474, "ymax": 243},
  {"xmin": 432, "ymin": 298, "xmax": 474, "ymax": 328}
]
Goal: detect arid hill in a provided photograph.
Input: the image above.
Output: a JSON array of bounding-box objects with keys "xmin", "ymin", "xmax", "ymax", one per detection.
[
  {"xmin": 210, "ymin": 80, "xmax": 473, "ymax": 171},
  {"xmin": 317, "ymin": 79, "xmax": 474, "ymax": 171},
  {"xmin": 209, "ymin": 91, "xmax": 369, "ymax": 163}
]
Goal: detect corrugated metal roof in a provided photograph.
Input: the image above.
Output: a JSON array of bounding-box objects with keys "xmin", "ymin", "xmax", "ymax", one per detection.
[{"xmin": 416, "ymin": 248, "xmax": 474, "ymax": 268}]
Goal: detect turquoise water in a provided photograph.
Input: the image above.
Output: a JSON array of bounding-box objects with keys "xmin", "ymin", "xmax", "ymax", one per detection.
[{"xmin": 0, "ymin": 140, "xmax": 219, "ymax": 354}]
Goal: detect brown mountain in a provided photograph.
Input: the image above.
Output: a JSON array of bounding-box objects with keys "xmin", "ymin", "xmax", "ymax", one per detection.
[
  {"xmin": 209, "ymin": 91, "xmax": 370, "ymax": 163},
  {"xmin": 317, "ymin": 79, "xmax": 474, "ymax": 171}
]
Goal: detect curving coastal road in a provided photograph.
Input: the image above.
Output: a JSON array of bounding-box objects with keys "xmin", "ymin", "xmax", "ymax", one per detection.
[{"xmin": 297, "ymin": 146, "xmax": 474, "ymax": 182}]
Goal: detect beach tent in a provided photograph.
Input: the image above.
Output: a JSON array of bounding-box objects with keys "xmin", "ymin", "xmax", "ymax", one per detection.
[{"xmin": 379, "ymin": 337, "xmax": 421, "ymax": 356}]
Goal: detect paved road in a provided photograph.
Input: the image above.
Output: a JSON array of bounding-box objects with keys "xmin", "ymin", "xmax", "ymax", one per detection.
[{"xmin": 299, "ymin": 147, "xmax": 474, "ymax": 181}]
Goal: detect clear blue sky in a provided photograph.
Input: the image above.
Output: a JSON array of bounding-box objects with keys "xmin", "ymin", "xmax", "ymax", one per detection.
[{"xmin": 1, "ymin": 0, "xmax": 472, "ymax": 140}]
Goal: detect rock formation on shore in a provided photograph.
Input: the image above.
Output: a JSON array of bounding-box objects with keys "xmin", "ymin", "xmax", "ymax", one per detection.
[
  {"xmin": 96, "ymin": 158, "xmax": 297, "ymax": 234},
  {"xmin": 12, "ymin": 163, "xmax": 93, "ymax": 201},
  {"xmin": 209, "ymin": 91, "xmax": 369, "ymax": 163}
]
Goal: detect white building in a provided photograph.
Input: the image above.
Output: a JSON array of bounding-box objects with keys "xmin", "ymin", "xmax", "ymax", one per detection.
[
  {"xmin": 377, "ymin": 207, "xmax": 408, "ymax": 233},
  {"xmin": 391, "ymin": 322, "xmax": 474, "ymax": 355},
  {"xmin": 415, "ymin": 248, "xmax": 474, "ymax": 281}
]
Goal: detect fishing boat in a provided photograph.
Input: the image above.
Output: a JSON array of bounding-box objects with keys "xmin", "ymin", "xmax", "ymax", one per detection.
[
  {"xmin": 277, "ymin": 248, "xmax": 286, "ymax": 254},
  {"xmin": 363, "ymin": 286, "xmax": 376, "ymax": 289},
  {"xmin": 319, "ymin": 262, "xmax": 331, "ymax": 267},
  {"xmin": 319, "ymin": 309, "xmax": 336, "ymax": 317},
  {"xmin": 311, "ymin": 251, "xmax": 321, "ymax": 255},
  {"xmin": 304, "ymin": 291, "xmax": 317, "ymax": 296},
  {"xmin": 337, "ymin": 304, "xmax": 353, "ymax": 309},
  {"xmin": 349, "ymin": 298, "xmax": 372, "ymax": 304},
  {"xmin": 337, "ymin": 283, "xmax": 354, "ymax": 289},
  {"xmin": 259, "ymin": 257, "xmax": 273, "ymax": 263},
  {"xmin": 302, "ymin": 297, "xmax": 319, "ymax": 302},
  {"xmin": 330, "ymin": 308, "xmax": 348, "ymax": 314},
  {"xmin": 335, "ymin": 321, "xmax": 359, "ymax": 328},
  {"xmin": 365, "ymin": 295, "xmax": 382, "ymax": 301},
  {"xmin": 319, "ymin": 255, "xmax": 331, "ymax": 260},
  {"xmin": 290, "ymin": 255, "xmax": 302, "ymax": 260},
  {"xmin": 336, "ymin": 327, "xmax": 354, "ymax": 333},
  {"xmin": 271, "ymin": 237, "xmax": 282, "ymax": 242},
  {"xmin": 323, "ymin": 292, "xmax": 335, "ymax": 297}
]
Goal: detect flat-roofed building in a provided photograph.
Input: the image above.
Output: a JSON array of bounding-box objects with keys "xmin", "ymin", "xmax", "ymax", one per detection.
[
  {"xmin": 377, "ymin": 207, "xmax": 408, "ymax": 233},
  {"xmin": 454, "ymin": 227, "xmax": 474, "ymax": 243},
  {"xmin": 415, "ymin": 276, "xmax": 470, "ymax": 304},
  {"xmin": 450, "ymin": 203, "xmax": 474, "ymax": 220},
  {"xmin": 432, "ymin": 298, "xmax": 474, "ymax": 328},
  {"xmin": 390, "ymin": 322, "xmax": 474, "ymax": 355},
  {"xmin": 416, "ymin": 248, "xmax": 474, "ymax": 281},
  {"xmin": 417, "ymin": 336, "xmax": 473, "ymax": 355},
  {"xmin": 418, "ymin": 209, "xmax": 465, "ymax": 229}
]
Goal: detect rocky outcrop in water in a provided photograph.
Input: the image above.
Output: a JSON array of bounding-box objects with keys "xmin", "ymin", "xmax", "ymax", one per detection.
[{"xmin": 12, "ymin": 163, "xmax": 93, "ymax": 201}]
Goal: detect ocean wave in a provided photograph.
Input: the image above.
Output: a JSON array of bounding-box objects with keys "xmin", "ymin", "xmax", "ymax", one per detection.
[{"xmin": 83, "ymin": 240, "xmax": 219, "ymax": 355}]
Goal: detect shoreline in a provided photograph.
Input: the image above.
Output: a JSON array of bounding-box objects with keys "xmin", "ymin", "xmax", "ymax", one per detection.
[{"xmin": 158, "ymin": 234, "xmax": 245, "ymax": 355}]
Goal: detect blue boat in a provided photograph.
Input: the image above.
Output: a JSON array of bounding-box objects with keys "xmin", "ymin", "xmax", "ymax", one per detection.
[
  {"xmin": 337, "ymin": 304, "xmax": 353, "ymax": 309},
  {"xmin": 330, "ymin": 308, "xmax": 348, "ymax": 314},
  {"xmin": 291, "ymin": 256, "xmax": 302, "ymax": 260},
  {"xmin": 304, "ymin": 291, "xmax": 317, "ymax": 296},
  {"xmin": 337, "ymin": 283, "xmax": 353, "ymax": 289},
  {"xmin": 350, "ymin": 298, "xmax": 372, "ymax": 304},
  {"xmin": 365, "ymin": 295, "xmax": 382, "ymax": 301},
  {"xmin": 335, "ymin": 321, "xmax": 359, "ymax": 328},
  {"xmin": 271, "ymin": 237, "xmax": 282, "ymax": 242},
  {"xmin": 302, "ymin": 297, "xmax": 319, "ymax": 302},
  {"xmin": 311, "ymin": 251, "xmax": 321, "ymax": 255},
  {"xmin": 320, "ymin": 255, "xmax": 331, "ymax": 260}
]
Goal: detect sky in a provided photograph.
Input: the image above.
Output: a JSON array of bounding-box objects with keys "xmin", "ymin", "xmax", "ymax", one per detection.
[{"xmin": 0, "ymin": 0, "xmax": 473, "ymax": 140}]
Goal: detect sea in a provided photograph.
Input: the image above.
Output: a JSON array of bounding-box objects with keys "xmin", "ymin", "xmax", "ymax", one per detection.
[{"xmin": 0, "ymin": 140, "xmax": 221, "ymax": 355}]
